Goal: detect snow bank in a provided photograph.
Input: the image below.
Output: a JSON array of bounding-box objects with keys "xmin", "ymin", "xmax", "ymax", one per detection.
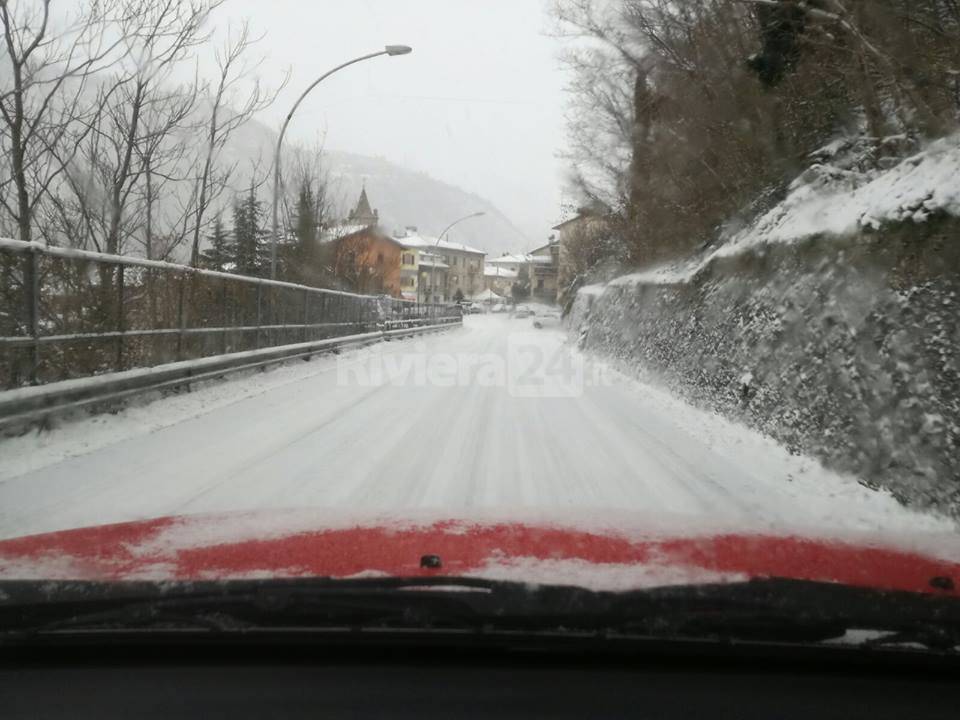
[
  {"xmin": 596, "ymin": 133, "xmax": 960, "ymax": 290},
  {"xmin": 718, "ymin": 133, "xmax": 960, "ymax": 256}
]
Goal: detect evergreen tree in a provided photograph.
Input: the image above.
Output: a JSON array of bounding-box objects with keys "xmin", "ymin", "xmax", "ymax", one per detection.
[
  {"xmin": 199, "ymin": 214, "xmax": 230, "ymax": 272},
  {"xmin": 278, "ymin": 176, "xmax": 322, "ymax": 284},
  {"xmin": 294, "ymin": 180, "xmax": 318, "ymax": 255},
  {"xmin": 231, "ymin": 184, "xmax": 268, "ymax": 277}
]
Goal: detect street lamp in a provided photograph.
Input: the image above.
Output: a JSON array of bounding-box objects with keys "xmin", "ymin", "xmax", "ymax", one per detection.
[
  {"xmin": 429, "ymin": 211, "xmax": 485, "ymax": 305},
  {"xmin": 270, "ymin": 45, "xmax": 413, "ymax": 280}
]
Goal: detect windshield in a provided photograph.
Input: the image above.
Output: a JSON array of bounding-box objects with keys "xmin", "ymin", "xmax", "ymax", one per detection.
[{"xmin": 1, "ymin": 0, "xmax": 959, "ymax": 645}]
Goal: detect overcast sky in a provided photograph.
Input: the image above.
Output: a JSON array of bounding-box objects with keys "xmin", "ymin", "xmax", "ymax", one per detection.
[{"xmin": 203, "ymin": 0, "xmax": 570, "ymax": 243}]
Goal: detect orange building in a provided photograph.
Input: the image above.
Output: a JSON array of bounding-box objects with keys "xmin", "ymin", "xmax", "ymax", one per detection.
[{"xmin": 326, "ymin": 187, "xmax": 404, "ymax": 297}]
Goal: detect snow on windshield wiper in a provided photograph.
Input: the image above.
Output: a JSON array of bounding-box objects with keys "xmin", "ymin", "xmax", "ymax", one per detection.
[{"xmin": 1, "ymin": 577, "xmax": 959, "ymax": 651}]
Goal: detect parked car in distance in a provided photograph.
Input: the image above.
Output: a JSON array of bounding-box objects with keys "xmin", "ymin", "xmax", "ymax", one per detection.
[
  {"xmin": 512, "ymin": 305, "xmax": 534, "ymax": 319},
  {"xmin": 490, "ymin": 303, "xmax": 506, "ymax": 313},
  {"xmin": 459, "ymin": 301, "xmax": 484, "ymax": 314}
]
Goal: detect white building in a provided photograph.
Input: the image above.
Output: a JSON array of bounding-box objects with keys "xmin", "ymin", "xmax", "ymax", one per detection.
[
  {"xmin": 483, "ymin": 264, "xmax": 518, "ymax": 297},
  {"xmin": 485, "ymin": 244, "xmax": 558, "ymax": 303},
  {"xmin": 395, "ymin": 227, "xmax": 485, "ymax": 303}
]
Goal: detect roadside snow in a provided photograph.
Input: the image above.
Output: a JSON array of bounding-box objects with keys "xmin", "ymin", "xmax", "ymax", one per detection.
[{"xmin": 0, "ymin": 336, "xmax": 433, "ymax": 483}]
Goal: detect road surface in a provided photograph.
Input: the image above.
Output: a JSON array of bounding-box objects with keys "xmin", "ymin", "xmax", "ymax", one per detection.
[{"xmin": 0, "ymin": 314, "xmax": 950, "ymax": 540}]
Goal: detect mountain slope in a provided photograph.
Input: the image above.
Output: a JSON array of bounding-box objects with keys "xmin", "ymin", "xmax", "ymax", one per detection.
[{"xmin": 222, "ymin": 116, "xmax": 530, "ymax": 256}]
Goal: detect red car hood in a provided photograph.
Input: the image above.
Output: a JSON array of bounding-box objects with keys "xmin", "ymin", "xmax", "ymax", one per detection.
[{"xmin": 0, "ymin": 511, "xmax": 957, "ymax": 596}]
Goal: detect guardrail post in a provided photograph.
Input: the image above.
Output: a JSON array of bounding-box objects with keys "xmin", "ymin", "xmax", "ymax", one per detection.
[
  {"xmin": 255, "ymin": 283, "xmax": 262, "ymax": 349},
  {"xmin": 319, "ymin": 294, "xmax": 327, "ymax": 338},
  {"xmin": 176, "ymin": 274, "xmax": 186, "ymax": 361},
  {"xmin": 221, "ymin": 278, "xmax": 229, "ymax": 355},
  {"xmin": 115, "ymin": 264, "xmax": 125, "ymax": 371},
  {"xmin": 302, "ymin": 289, "xmax": 309, "ymax": 343},
  {"xmin": 24, "ymin": 247, "xmax": 40, "ymax": 385}
]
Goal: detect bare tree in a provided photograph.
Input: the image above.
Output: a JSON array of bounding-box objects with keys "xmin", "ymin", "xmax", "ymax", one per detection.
[
  {"xmin": 553, "ymin": 0, "xmax": 960, "ymax": 269},
  {"xmin": 135, "ymin": 82, "xmax": 200, "ymax": 261},
  {"xmin": 187, "ymin": 21, "xmax": 286, "ymax": 267},
  {"xmin": 277, "ymin": 140, "xmax": 332, "ymax": 284},
  {"xmin": 52, "ymin": 0, "xmax": 219, "ymax": 256},
  {"xmin": 0, "ymin": 0, "xmax": 130, "ymax": 243},
  {"xmin": 332, "ymin": 234, "xmax": 389, "ymax": 294},
  {"xmin": 98, "ymin": 0, "xmax": 219, "ymax": 257}
]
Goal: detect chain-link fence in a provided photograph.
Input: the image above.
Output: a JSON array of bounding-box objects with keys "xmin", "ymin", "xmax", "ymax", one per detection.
[{"xmin": 0, "ymin": 239, "xmax": 460, "ymax": 389}]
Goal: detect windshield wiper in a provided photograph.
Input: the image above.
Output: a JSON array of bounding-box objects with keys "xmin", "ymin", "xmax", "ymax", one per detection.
[
  {"xmin": 0, "ymin": 577, "xmax": 505, "ymax": 636},
  {"xmin": 1, "ymin": 577, "xmax": 958, "ymax": 651}
]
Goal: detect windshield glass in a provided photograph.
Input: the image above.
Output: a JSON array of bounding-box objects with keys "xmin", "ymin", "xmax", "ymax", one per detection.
[{"xmin": 1, "ymin": 0, "xmax": 959, "ymax": 642}]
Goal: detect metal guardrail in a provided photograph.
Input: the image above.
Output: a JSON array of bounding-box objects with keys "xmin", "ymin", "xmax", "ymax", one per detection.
[
  {"xmin": 0, "ymin": 319, "xmax": 460, "ymax": 429},
  {"xmin": 0, "ymin": 238, "xmax": 460, "ymax": 389}
]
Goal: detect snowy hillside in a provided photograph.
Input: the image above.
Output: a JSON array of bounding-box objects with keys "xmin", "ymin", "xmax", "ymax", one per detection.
[
  {"xmin": 603, "ymin": 133, "xmax": 960, "ymax": 288},
  {"xmin": 718, "ymin": 133, "xmax": 960, "ymax": 256},
  {"xmin": 573, "ymin": 131, "xmax": 960, "ymax": 516}
]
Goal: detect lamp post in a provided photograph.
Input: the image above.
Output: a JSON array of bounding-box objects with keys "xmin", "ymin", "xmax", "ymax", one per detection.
[
  {"xmin": 270, "ymin": 45, "xmax": 413, "ymax": 280},
  {"xmin": 430, "ymin": 211, "xmax": 485, "ymax": 305}
]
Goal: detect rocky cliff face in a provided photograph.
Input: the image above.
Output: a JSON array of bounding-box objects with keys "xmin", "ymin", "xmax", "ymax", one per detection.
[{"xmin": 571, "ymin": 136, "xmax": 960, "ymax": 516}]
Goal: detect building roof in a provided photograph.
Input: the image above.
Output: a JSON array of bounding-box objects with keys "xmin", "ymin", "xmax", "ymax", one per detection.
[
  {"xmin": 486, "ymin": 253, "xmax": 527, "ymax": 265},
  {"xmin": 354, "ymin": 187, "xmax": 374, "ymax": 218},
  {"xmin": 487, "ymin": 252, "xmax": 552, "ymax": 266},
  {"xmin": 347, "ymin": 185, "xmax": 378, "ymax": 227},
  {"xmin": 322, "ymin": 223, "xmax": 368, "ymax": 240},
  {"xmin": 394, "ymin": 231, "xmax": 485, "ymax": 256},
  {"xmin": 320, "ymin": 224, "xmax": 403, "ymax": 247},
  {"xmin": 529, "ymin": 240, "xmax": 559, "ymax": 256},
  {"xmin": 484, "ymin": 265, "xmax": 518, "ymax": 279},
  {"xmin": 551, "ymin": 204, "xmax": 609, "ymax": 231},
  {"xmin": 472, "ymin": 288, "xmax": 505, "ymax": 301}
]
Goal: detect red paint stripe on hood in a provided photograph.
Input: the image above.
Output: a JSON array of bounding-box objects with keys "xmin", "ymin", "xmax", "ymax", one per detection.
[{"xmin": 0, "ymin": 516, "xmax": 957, "ymax": 596}]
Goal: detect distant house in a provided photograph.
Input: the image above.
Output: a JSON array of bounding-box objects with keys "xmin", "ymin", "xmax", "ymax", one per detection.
[
  {"xmin": 486, "ymin": 242, "xmax": 559, "ymax": 303},
  {"xmin": 323, "ymin": 187, "xmax": 404, "ymax": 296},
  {"xmin": 398, "ymin": 245, "xmax": 421, "ymax": 301},
  {"xmin": 552, "ymin": 206, "xmax": 610, "ymax": 302},
  {"xmin": 528, "ymin": 239, "xmax": 559, "ymax": 302},
  {"xmin": 483, "ymin": 264, "xmax": 517, "ymax": 297},
  {"xmin": 395, "ymin": 227, "xmax": 485, "ymax": 304}
]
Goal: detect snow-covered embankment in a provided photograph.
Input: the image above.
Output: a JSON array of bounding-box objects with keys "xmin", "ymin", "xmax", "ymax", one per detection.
[{"xmin": 571, "ymin": 134, "xmax": 960, "ymax": 515}]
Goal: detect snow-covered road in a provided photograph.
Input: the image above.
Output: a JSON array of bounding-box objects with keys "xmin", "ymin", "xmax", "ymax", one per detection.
[{"xmin": 0, "ymin": 315, "xmax": 953, "ymax": 541}]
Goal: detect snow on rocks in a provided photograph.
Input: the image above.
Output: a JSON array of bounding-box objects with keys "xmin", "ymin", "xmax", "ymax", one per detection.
[
  {"xmin": 717, "ymin": 132, "xmax": 960, "ymax": 256},
  {"xmin": 587, "ymin": 133, "xmax": 960, "ymax": 292}
]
